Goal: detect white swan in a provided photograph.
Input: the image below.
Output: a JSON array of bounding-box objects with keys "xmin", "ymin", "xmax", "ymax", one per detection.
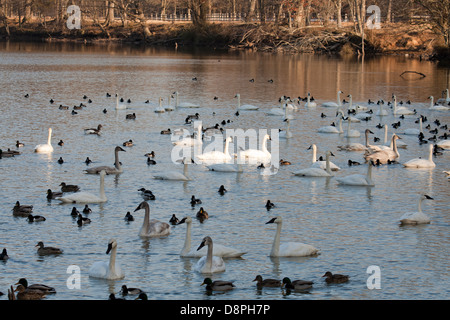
[
  {"xmin": 197, "ymin": 136, "xmax": 232, "ymax": 162},
  {"xmin": 235, "ymin": 93, "xmax": 259, "ymax": 110},
  {"xmin": 164, "ymin": 94, "xmax": 175, "ymax": 111},
  {"xmin": 89, "ymin": 239, "xmax": 125, "ymax": 280},
  {"xmin": 375, "ymin": 102, "xmax": 388, "ymax": 116},
  {"xmin": 266, "ymin": 99, "xmax": 287, "ymax": 116},
  {"xmin": 115, "ymin": 95, "xmax": 127, "ymax": 110},
  {"xmin": 84, "ymin": 146, "xmax": 126, "ymax": 174},
  {"xmin": 57, "ymin": 170, "xmax": 107, "ymax": 203},
  {"xmin": 153, "ymin": 159, "xmax": 190, "ymax": 181},
  {"xmin": 338, "ymin": 129, "xmax": 373, "ymax": 151},
  {"xmin": 304, "ymin": 92, "xmax": 317, "ymax": 108},
  {"xmin": 173, "ymin": 124, "xmax": 203, "ymax": 147},
  {"xmin": 194, "ymin": 236, "xmax": 226, "ymax": 274},
  {"xmin": 399, "ymin": 194, "xmax": 434, "ymax": 225},
  {"xmin": 368, "ymin": 124, "xmax": 406, "ymax": 151},
  {"xmin": 154, "ymin": 97, "xmax": 165, "ymax": 113},
  {"xmin": 134, "ymin": 201, "xmax": 171, "ymax": 237},
  {"xmin": 402, "ymin": 144, "xmax": 436, "ymax": 168},
  {"xmin": 318, "ymin": 110, "xmax": 344, "ymax": 133},
  {"xmin": 364, "ymin": 134, "xmax": 400, "ymax": 164},
  {"xmin": 392, "ymin": 95, "xmax": 415, "ymax": 115},
  {"xmin": 34, "ymin": 128, "xmax": 54, "ymax": 153},
  {"xmin": 265, "ymin": 216, "xmax": 319, "ymax": 257},
  {"xmin": 238, "ymin": 134, "xmax": 271, "ymax": 164},
  {"xmin": 436, "ymin": 89, "xmax": 450, "ymax": 105},
  {"xmin": 321, "ymin": 90, "xmax": 342, "ymax": 108},
  {"xmin": 429, "ymin": 95, "xmax": 449, "ymax": 111},
  {"xmin": 293, "ymin": 150, "xmax": 333, "ymax": 177},
  {"xmin": 178, "ymin": 217, "xmax": 246, "ymax": 258},
  {"xmin": 336, "ymin": 162, "xmax": 374, "ymax": 186},
  {"xmin": 279, "ymin": 118, "xmax": 293, "ymax": 139},
  {"xmin": 346, "ymin": 94, "xmax": 367, "ymax": 112},
  {"xmin": 402, "ymin": 117, "xmax": 423, "ymax": 135},
  {"xmin": 309, "ymin": 144, "xmax": 340, "ymax": 171},
  {"xmin": 173, "ymin": 91, "xmax": 200, "ymax": 108},
  {"xmin": 436, "ymin": 139, "xmax": 450, "ymax": 150},
  {"xmin": 344, "ymin": 115, "xmax": 361, "ymax": 138}
]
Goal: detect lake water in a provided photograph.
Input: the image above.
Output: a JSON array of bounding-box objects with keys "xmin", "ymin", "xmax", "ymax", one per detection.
[{"xmin": 0, "ymin": 42, "xmax": 449, "ymax": 301}]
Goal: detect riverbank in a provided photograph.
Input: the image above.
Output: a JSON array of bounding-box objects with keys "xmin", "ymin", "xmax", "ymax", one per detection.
[{"xmin": 1, "ymin": 18, "xmax": 448, "ymax": 63}]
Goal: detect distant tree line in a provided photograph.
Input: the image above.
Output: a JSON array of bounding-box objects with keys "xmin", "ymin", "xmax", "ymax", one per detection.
[{"xmin": 0, "ymin": 0, "xmax": 448, "ymax": 45}]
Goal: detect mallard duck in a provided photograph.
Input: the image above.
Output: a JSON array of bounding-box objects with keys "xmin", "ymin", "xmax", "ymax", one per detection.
[
  {"xmin": 190, "ymin": 195, "xmax": 202, "ymax": 206},
  {"xmin": 169, "ymin": 214, "xmax": 179, "ymax": 225},
  {"xmin": 35, "ymin": 242, "xmax": 63, "ymax": 255},
  {"xmin": 201, "ymin": 278, "xmax": 235, "ymax": 291},
  {"xmin": 196, "ymin": 207, "xmax": 209, "ymax": 221},
  {"xmin": 282, "ymin": 277, "xmax": 314, "ymax": 291},
  {"xmin": 82, "ymin": 204, "xmax": 92, "ymax": 214},
  {"xmin": 47, "ymin": 189, "xmax": 63, "ymax": 200},
  {"xmin": 253, "ymin": 275, "xmax": 281, "ymax": 288},
  {"xmin": 322, "ymin": 271, "xmax": 349, "ymax": 284},
  {"xmin": 0, "ymin": 248, "xmax": 8, "ymax": 260},
  {"xmin": 60, "ymin": 182, "xmax": 80, "ymax": 193},
  {"xmin": 120, "ymin": 285, "xmax": 144, "ymax": 296},
  {"xmin": 27, "ymin": 214, "xmax": 46, "ymax": 222},
  {"xmin": 15, "ymin": 278, "xmax": 56, "ymax": 294},
  {"xmin": 14, "ymin": 284, "xmax": 46, "ymax": 300},
  {"xmin": 218, "ymin": 185, "xmax": 227, "ymax": 195},
  {"xmin": 12, "ymin": 201, "xmax": 33, "ymax": 216},
  {"xmin": 124, "ymin": 212, "xmax": 134, "ymax": 222},
  {"xmin": 77, "ymin": 214, "xmax": 91, "ymax": 226}
]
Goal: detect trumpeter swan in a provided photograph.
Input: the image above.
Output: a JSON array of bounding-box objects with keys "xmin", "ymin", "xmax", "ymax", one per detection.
[
  {"xmin": 293, "ymin": 150, "xmax": 333, "ymax": 177},
  {"xmin": 429, "ymin": 95, "xmax": 450, "ymax": 111},
  {"xmin": 173, "ymin": 124, "xmax": 203, "ymax": 147},
  {"xmin": 436, "ymin": 89, "xmax": 450, "ymax": 105},
  {"xmin": 402, "ymin": 144, "xmax": 436, "ymax": 168},
  {"xmin": 309, "ymin": 144, "xmax": 341, "ymax": 171},
  {"xmin": 154, "ymin": 97, "xmax": 165, "ymax": 113},
  {"xmin": 164, "ymin": 94, "xmax": 175, "ymax": 111},
  {"xmin": 344, "ymin": 115, "xmax": 361, "ymax": 138},
  {"xmin": 238, "ymin": 134, "xmax": 272, "ymax": 164},
  {"xmin": 173, "ymin": 91, "xmax": 200, "ymax": 108},
  {"xmin": 34, "ymin": 128, "xmax": 54, "ymax": 153},
  {"xmin": 197, "ymin": 136, "xmax": 233, "ymax": 162},
  {"xmin": 364, "ymin": 134, "xmax": 401, "ymax": 164},
  {"xmin": 375, "ymin": 101, "xmax": 388, "ymax": 116},
  {"xmin": 178, "ymin": 217, "xmax": 246, "ymax": 258},
  {"xmin": 57, "ymin": 170, "xmax": 108, "ymax": 203},
  {"xmin": 115, "ymin": 95, "xmax": 127, "ymax": 110},
  {"xmin": 153, "ymin": 158, "xmax": 190, "ymax": 181},
  {"xmin": 402, "ymin": 116, "xmax": 423, "ymax": 135},
  {"xmin": 399, "ymin": 194, "xmax": 433, "ymax": 225},
  {"xmin": 266, "ymin": 99, "xmax": 286, "ymax": 116},
  {"xmin": 346, "ymin": 94, "xmax": 367, "ymax": 112},
  {"xmin": 367, "ymin": 125, "xmax": 406, "ymax": 152},
  {"xmin": 84, "ymin": 146, "xmax": 126, "ymax": 174},
  {"xmin": 89, "ymin": 239, "xmax": 125, "ymax": 280},
  {"xmin": 318, "ymin": 110, "xmax": 344, "ymax": 133},
  {"xmin": 279, "ymin": 118, "xmax": 293, "ymax": 139},
  {"xmin": 194, "ymin": 236, "xmax": 226, "ymax": 274},
  {"xmin": 265, "ymin": 216, "xmax": 319, "ymax": 257},
  {"xmin": 338, "ymin": 129, "xmax": 373, "ymax": 151},
  {"xmin": 321, "ymin": 90, "xmax": 343, "ymax": 108},
  {"xmin": 392, "ymin": 95, "xmax": 415, "ymax": 115},
  {"xmin": 336, "ymin": 162, "xmax": 374, "ymax": 186},
  {"xmin": 235, "ymin": 93, "xmax": 259, "ymax": 110},
  {"xmin": 436, "ymin": 139, "xmax": 450, "ymax": 150},
  {"xmin": 304, "ymin": 92, "xmax": 317, "ymax": 108},
  {"xmin": 134, "ymin": 201, "xmax": 171, "ymax": 237}
]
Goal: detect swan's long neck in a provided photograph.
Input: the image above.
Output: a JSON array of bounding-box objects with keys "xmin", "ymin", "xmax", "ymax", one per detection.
[
  {"xmin": 393, "ymin": 96, "xmax": 397, "ymax": 113},
  {"xmin": 378, "ymin": 103, "xmax": 384, "ymax": 114},
  {"xmin": 116, "ymin": 96, "xmax": 119, "ymax": 108},
  {"xmin": 418, "ymin": 197, "xmax": 424, "ymax": 213},
  {"xmin": 428, "ymin": 144, "xmax": 434, "ymax": 162},
  {"xmin": 312, "ymin": 145, "xmax": 317, "ymax": 163},
  {"xmin": 419, "ymin": 118, "xmax": 423, "ymax": 133},
  {"xmin": 365, "ymin": 130, "xmax": 370, "ymax": 147},
  {"xmin": 181, "ymin": 222, "xmax": 192, "ymax": 255},
  {"xmin": 337, "ymin": 114, "xmax": 343, "ymax": 133},
  {"xmin": 366, "ymin": 163, "xmax": 373, "ymax": 185},
  {"xmin": 183, "ymin": 162, "xmax": 188, "ymax": 177},
  {"xmin": 109, "ymin": 246, "xmax": 117, "ymax": 276},
  {"xmin": 99, "ymin": 173, "xmax": 106, "ymax": 200},
  {"xmin": 270, "ymin": 222, "xmax": 282, "ymax": 256},
  {"xmin": 175, "ymin": 92, "xmax": 179, "ymax": 107},
  {"xmin": 114, "ymin": 149, "xmax": 122, "ymax": 171},
  {"xmin": 325, "ymin": 152, "xmax": 331, "ymax": 174},
  {"xmin": 47, "ymin": 129, "xmax": 52, "ymax": 145},
  {"xmin": 205, "ymin": 241, "xmax": 214, "ymax": 271},
  {"xmin": 307, "ymin": 94, "xmax": 311, "ymax": 104},
  {"xmin": 141, "ymin": 205, "xmax": 150, "ymax": 235},
  {"xmin": 347, "ymin": 117, "xmax": 352, "ymax": 134},
  {"xmin": 446, "ymin": 89, "xmax": 449, "ymax": 100},
  {"xmin": 348, "ymin": 95, "xmax": 353, "ymax": 111},
  {"xmin": 224, "ymin": 138, "xmax": 230, "ymax": 155},
  {"xmin": 237, "ymin": 95, "xmax": 241, "ymax": 108},
  {"xmin": 337, "ymin": 91, "xmax": 341, "ymax": 106},
  {"xmin": 392, "ymin": 136, "xmax": 399, "ymax": 157},
  {"xmin": 430, "ymin": 96, "xmax": 434, "ymax": 108}
]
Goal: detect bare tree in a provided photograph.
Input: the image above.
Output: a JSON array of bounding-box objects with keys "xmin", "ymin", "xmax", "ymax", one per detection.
[{"xmin": 414, "ymin": 0, "xmax": 450, "ymax": 46}]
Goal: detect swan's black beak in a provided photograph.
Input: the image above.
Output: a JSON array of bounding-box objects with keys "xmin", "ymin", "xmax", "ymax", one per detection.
[
  {"xmin": 177, "ymin": 217, "xmax": 187, "ymax": 225},
  {"xmin": 106, "ymin": 243, "xmax": 113, "ymax": 254},
  {"xmin": 424, "ymin": 195, "xmax": 434, "ymax": 200},
  {"xmin": 266, "ymin": 218, "xmax": 276, "ymax": 224},
  {"xmin": 197, "ymin": 239, "xmax": 206, "ymax": 251}
]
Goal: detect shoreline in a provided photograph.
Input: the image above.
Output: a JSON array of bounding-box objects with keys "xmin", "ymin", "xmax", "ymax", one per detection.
[{"xmin": 1, "ymin": 20, "xmax": 449, "ymax": 63}]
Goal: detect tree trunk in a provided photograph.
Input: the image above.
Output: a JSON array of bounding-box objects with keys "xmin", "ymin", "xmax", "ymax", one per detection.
[
  {"xmin": 189, "ymin": 0, "xmax": 209, "ymax": 27},
  {"xmin": 247, "ymin": 0, "xmax": 257, "ymax": 22},
  {"xmin": 336, "ymin": 0, "xmax": 342, "ymax": 28},
  {"xmin": 258, "ymin": 0, "xmax": 265, "ymax": 24}
]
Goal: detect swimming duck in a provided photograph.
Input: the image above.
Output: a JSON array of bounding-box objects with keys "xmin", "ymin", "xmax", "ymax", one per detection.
[
  {"xmin": 27, "ymin": 214, "xmax": 46, "ymax": 222},
  {"xmin": 138, "ymin": 188, "xmax": 155, "ymax": 200},
  {"xmin": 58, "ymin": 140, "xmax": 64, "ymax": 147},
  {"xmin": 70, "ymin": 207, "xmax": 80, "ymax": 217},
  {"xmin": 35, "ymin": 242, "xmax": 63, "ymax": 255},
  {"xmin": 218, "ymin": 185, "xmax": 227, "ymax": 195},
  {"xmin": 15, "ymin": 278, "xmax": 56, "ymax": 294},
  {"xmin": 16, "ymin": 141, "xmax": 24, "ymax": 148},
  {"xmin": 282, "ymin": 277, "xmax": 314, "ymax": 291},
  {"xmin": 120, "ymin": 285, "xmax": 144, "ymax": 296},
  {"xmin": 124, "ymin": 212, "xmax": 134, "ymax": 221},
  {"xmin": 125, "ymin": 113, "xmax": 136, "ymax": 120},
  {"xmin": 147, "ymin": 158, "xmax": 156, "ymax": 165},
  {"xmin": 14, "ymin": 284, "xmax": 46, "ymax": 300},
  {"xmin": 145, "ymin": 151, "xmax": 155, "ymax": 158},
  {"xmin": 123, "ymin": 139, "xmax": 133, "ymax": 147},
  {"xmin": 57, "ymin": 157, "xmax": 64, "ymax": 164},
  {"xmin": 322, "ymin": 271, "xmax": 349, "ymax": 284},
  {"xmin": 47, "ymin": 189, "xmax": 63, "ymax": 200},
  {"xmin": 265, "ymin": 200, "xmax": 275, "ymax": 210},
  {"xmin": 201, "ymin": 278, "xmax": 235, "ymax": 291},
  {"xmin": 82, "ymin": 204, "xmax": 92, "ymax": 214},
  {"xmin": 12, "ymin": 201, "xmax": 33, "ymax": 216},
  {"xmin": 190, "ymin": 195, "xmax": 202, "ymax": 206},
  {"xmin": 161, "ymin": 128, "xmax": 171, "ymax": 135},
  {"xmin": 196, "ymin": 207, "xmax": 209, "ymax": 221},
  {"xmin": 253, "ymin": 275, "xmax": 281, "ymax": 288},
  {"xmin": 85, "ymin": 157, "xmax": 92, "ymax": 165},
  {"xmin": 279, "ymin": 159, "xmax": 291, "ymax": 165},
  {"xmin": 108, "ymin": 293, "xmax": 124, "ymax": 300},
  {"xmin": 60, "ymin": 182, "xmax": 80, "ymax": 193},
  {"xmin": 135, "ymin": 293, "xmax": 148, "ymax": 300},
  {"xmin": 0, "ymin": 248, "xmax": 8, "ymax": 261},
  {"xmin": 84, "ymin": 124, "xmax": 103, "ymax": 135},
  {"xmin": 169, "ymin": 214, "xmax": 179, "ymax": 225},
  {"xmin": 77, "ymin": 214, "xmax": 91, "ymax": 226}
]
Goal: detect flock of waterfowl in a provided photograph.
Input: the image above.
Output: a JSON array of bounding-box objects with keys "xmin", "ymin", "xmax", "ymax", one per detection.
[{"xmin": 1, "ymin": 83, "xmax": 449, "ymax": 301}]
